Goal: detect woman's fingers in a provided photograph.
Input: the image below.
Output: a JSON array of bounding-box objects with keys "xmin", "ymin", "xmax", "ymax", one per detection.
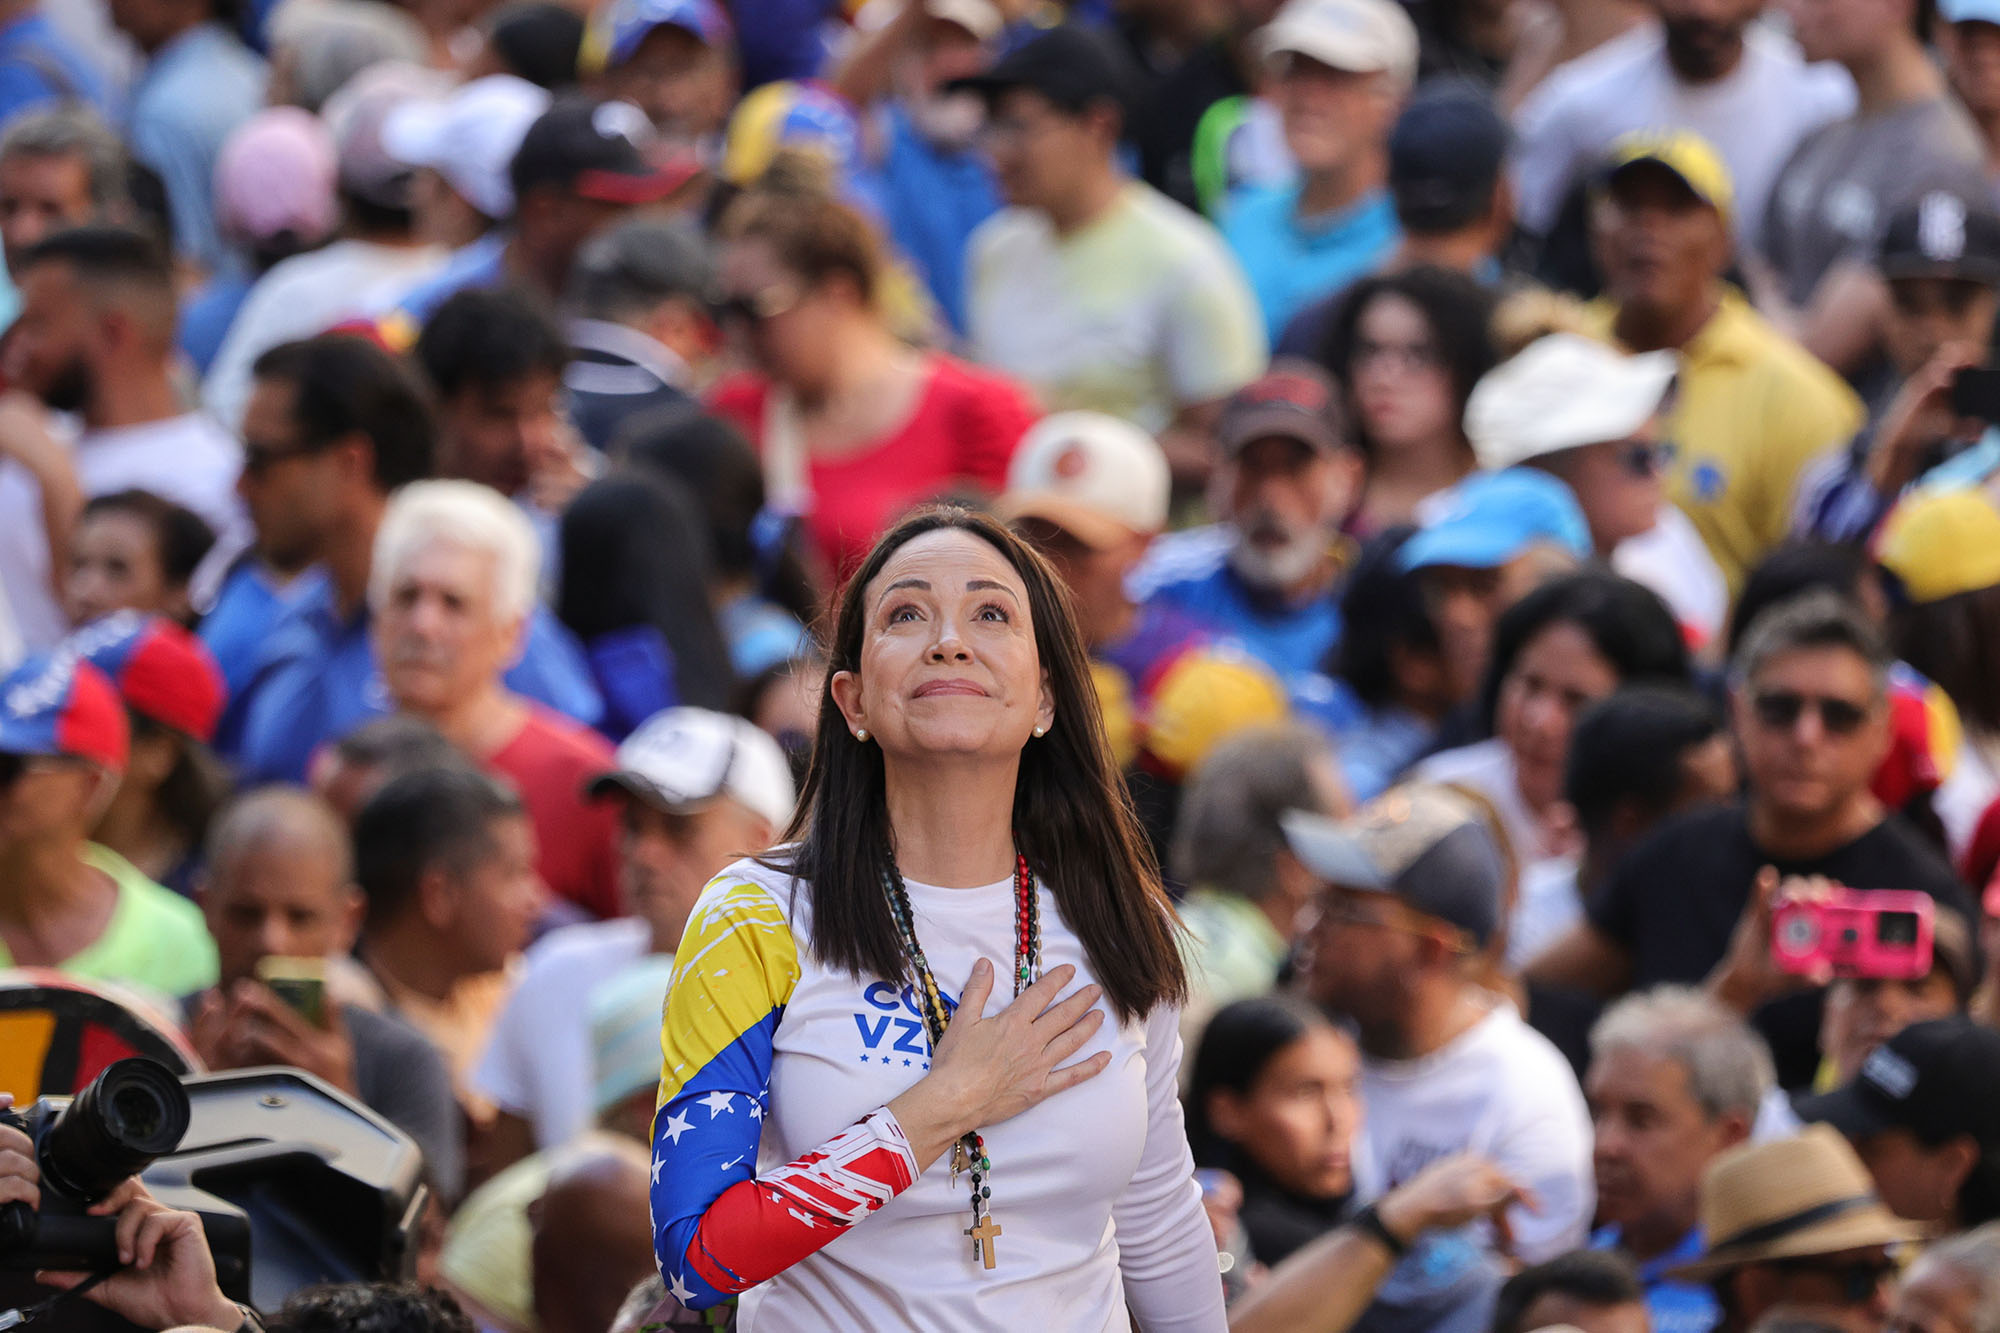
[
  {"xmin": 1039, "ymin": 1007, "xmax": 1105, "ymax": 1065},
  {"xmin": 951, "ymin": 958, "xmax": 995, "ymax": 1029},
  {"xmin": 1040, "ymin": 1050, "xmax": 1112, "ymax": 1099},
  {"xmin": 1028, "ymin": 982, "xmax": 1101, "ymax": 1033},
  {"xmin": 1011, "ymin": 963, "xmax": 1078, "ymax": 1014}
]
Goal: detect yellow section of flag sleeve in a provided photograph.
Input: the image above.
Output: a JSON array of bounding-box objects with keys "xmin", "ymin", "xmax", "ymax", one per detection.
[{"xmin": 658, "ymin": 874, "xmax": 802, "ymax": 1108}]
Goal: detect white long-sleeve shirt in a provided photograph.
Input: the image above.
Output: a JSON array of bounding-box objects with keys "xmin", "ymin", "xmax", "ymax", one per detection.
[{"xmin": 650, "ymin": 857, "xmax": 1226, "ymax": 1332}]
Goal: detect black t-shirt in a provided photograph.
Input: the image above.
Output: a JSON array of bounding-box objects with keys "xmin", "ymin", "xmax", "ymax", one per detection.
[
  {"xmin": 1587, "ymin": 802, "xmax": 1974, "ymax": 1088},
  {"xmin": 1133, "ymin": 38, "xmax": 1246, "ymax": 216}
]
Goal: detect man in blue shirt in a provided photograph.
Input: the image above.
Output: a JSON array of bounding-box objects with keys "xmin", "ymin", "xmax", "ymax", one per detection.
[
  {"xmin": 1131, "ymin": 363, "xmax": 1363, "ymax": 689},
  {"xmin": 1220, "ymin": 0, "xmax": 1413, "ymax": 339},
  {"xmin": 111, "ymin": 0, "xmax": 265, "ymax": 273},
  {"xmin": 215, "ymin": 334, "xmax": 600, "ymax": 783},
  {"xmin": 0, "ymin": 0, "xmax": 112, "ymax": 127},
  {"xmin": 1586, "ymin": 988, "xmax": 1772, "ymax": 1333}
]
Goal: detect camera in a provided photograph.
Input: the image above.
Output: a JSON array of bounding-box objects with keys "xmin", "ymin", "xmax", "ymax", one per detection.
[
  {"xmin": 1771, "ymin": 888, "xmax": 1936, "ymax": 980},
  {"xmin": 0, "ymin": 1058, "xmax": 191, "ymax": 1271}
]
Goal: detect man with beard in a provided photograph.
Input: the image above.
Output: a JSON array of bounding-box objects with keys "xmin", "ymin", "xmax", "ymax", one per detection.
[
  {"xmin": 1511, "ymin": 0, "xmax": 1852, "ymax": 250},
  {"xmin": 0, "ymin": 226, "xmax": 246, "ymax": 650},
  {"xmin": 1131, "ymin": 362, "xmax": 1364, "ymax": 687}
]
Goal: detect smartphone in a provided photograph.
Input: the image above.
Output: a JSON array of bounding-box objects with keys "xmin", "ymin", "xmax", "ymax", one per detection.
[
  {"xmin": 1771, "ymin": 889, "xmax": 1935, "ymax": 980},
  {"xmin": 255, "ymin": 955, "xmax": 328, "ymax": 1027},
  {"xmin": 1950, "ymin": 366, "xmax": 2000, "ymax": 422}
]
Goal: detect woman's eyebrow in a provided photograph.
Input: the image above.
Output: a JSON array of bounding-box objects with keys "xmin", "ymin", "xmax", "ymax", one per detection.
[
  {"xmin": 967, "ymin": 579, "xmax": 1019, "ymax": 599},
  {"xmin": 880, "ymin": 578, "xmax": 931, "ymax": 596}
]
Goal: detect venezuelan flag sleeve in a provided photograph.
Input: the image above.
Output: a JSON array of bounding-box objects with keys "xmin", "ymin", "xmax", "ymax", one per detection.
[{"xmin": 651, "ymin": 874, "xmax": 919, "ymax": 1309}]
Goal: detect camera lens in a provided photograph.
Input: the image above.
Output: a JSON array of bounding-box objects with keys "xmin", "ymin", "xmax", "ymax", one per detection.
[
  {"xmin": 1879, "ymin": 912, "xmax": 1920, "ymax": 946},
  {"xmin": 1778, "ymin": 914, "xmax": 1819, "ymax": 950},
  {"xmin": 37, "ymin": 1058, "xmax": 190, "ymax": 1204}
]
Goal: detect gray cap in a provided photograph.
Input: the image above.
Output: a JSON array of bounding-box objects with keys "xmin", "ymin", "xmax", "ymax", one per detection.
[{"xmin": 1282, "ymin": 783, "xmax": 1505, "ymax": 946}]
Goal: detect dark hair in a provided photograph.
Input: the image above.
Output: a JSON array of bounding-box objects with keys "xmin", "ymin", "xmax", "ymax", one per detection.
[
  {"xmin": 250, "ymin": 334, "xmax": 437, "ymax": 491},
  {"xmin": 16, "ymin": 223, "xmax": 171, "ymax": 290},
  {"xmin": 1891, "ymin": 584, "xmax": 2000, "ymax": 737},
  {"xmin": 718, "ymin": 178, "xmax": 883, "ymax": 307},
  {"xmin": 557, "ymin": 472, "xmax": 738, "ymax": 715},
  {"xmin": 128, "ymin": 711, "xmax": 229, "ymax": 856},
  {"xmin": 270, "ymin": 1283, "xmax": 475, "ymax": 1333},
  {"xmin": 1479, "ymin": 570, "xmax": 1691, "ymax": 733},
  {"xmin": 1334, "ymin": 524, "xmax": 1441, "ymax": 709},
  {"xmin": 414, "ymin": 287, "xmax": 569, "ymax": 401},
  {"xmin": 1171, "ymin": 723, "xmax": 1334, "ymax": 900},
  {"xmin": 569, "ymin": 217, "xmax": 714, "ymax": 325},
  {"xmin": 1733, "ymin": 588, "xmax": 1891, "ymax": 691},
  {"xmin": 1728, "ymin": 541, "xmax": 1866, "ymax": 657},
  {"xmin": 779, "ymin": 506, "xmax": 1187, "ymax": 1022},
  {"xmin": 485, "ymin": 1, "xmax": 585, "ymax": 89},
  {"xmin": 1184, "ymin": 995, "xmax": 1336, "ymax": 1166},
  {"xmin": 1564, "ymin": 685, "xmax": 1723, "ymax": 838},
  {"xmin": 329, "ymin": 714, "xmax": 468, "ymax": 777},
  {"xmin": 80, "ymin": 489, "xmax": 216, "ymax": 592},
  {"xmin": 1491, "ymin": 1249, "xmax": 1645, "ymax": 1333},
  {"xmin": 352, "ymin": 766, "xmax": 524, "ymax": 932},
  {"xmin": 613, "ymin": 404, "xmax": 817, "ymax": 622},
  {"xmin": 1319, "ymin": 265, "xmax": 1498, "ymax": 461},
  {"xmin": 339, "ymin": 182, "xmax": 415, "ymax": 238}
]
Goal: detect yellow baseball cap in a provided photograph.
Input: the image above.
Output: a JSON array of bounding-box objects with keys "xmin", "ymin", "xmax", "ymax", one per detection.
[
  {"xmin": 1601, "ymin": 129, "xmax": 1735, "ymax": 226},
  {"xmin": 1876, "ymin": 483, "xmax": 2000, "ymax": 603},
  {"xmin": 1143, "ymin": 650, "xmax": 1289, "ymax": 778}
]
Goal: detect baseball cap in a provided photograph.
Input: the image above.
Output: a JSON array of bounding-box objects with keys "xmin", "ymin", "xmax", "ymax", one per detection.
[
  {"xmin": 0, "ymin": 653, "xmax": 129, "ymax": 773},
  {"xmin": 1466, "ymin": 334, "xmax": 1677, "ymax": 470},
  {"xmin": 950, "ymin": 24, "xmax": 1143, "ymax": 120},
  {"xmin": 997, "ymin": 412, "xmax": 1170, "ymax": 549},
  {"xmin": 1282, "ymin": 783, "xmax": 1505, "ymax": 946},
  {"xmin": 586, "ymin": 706, "xmax": 796, "ymax": 829},
  {"xmin": 582, "ymin": 0, "xmax": 733, "ymax": 74},
  {"xmin": 1220, "ymin": 361, "xmax": 1348, "ymax": 457},
  {"xmin": 1390, "ymin": 82, "xmax": 1509, "ymax": 232},
  {"xmin": 382, "ymin": 73, "xmax": 551, "ymax": 219},
  {"xmin": 590, "ymin": 956, "xmax": 676, "ymax": 1113},
  {"xmin": 721, "ymin": 80, "xmax": 865, "ymax": 188},
  {"xmin": 1874, "ymin": 483, "xmax": 2000, "ymax": 604},
  {"xmin": 214, "ymin": 107, "xmax": 338, "ymax": 247},
  {"xmin": 67, "ymin": 612, "xmax": 226, "ymax": 745},
  {"xmin": 321, "ymin": 61, "xmax": 452, "ymax": 211},
  {"xmin": 511, "ymin": 95, "xmax": 695, "ymax": 204},
  {"xmin": 1601, "ymin": 129, "xmax": 1735, "ymax": 227},
  {"xmin": 1797, "ymin": 1016, "xmax": 2000, "ymax": 1147},
  {"xmin": 1259, "ymin": 0, "xmax": 1419, "ymax": 86},
  {"xmin": 1943, "ymin": 0, "xmax": 2000, "ymax": 25},
  {"xmin": 1397, "ymin": 468, "xmax": 1593, "ymax": 572},
  {"xmin": 1878, "ymin": 191, "xmax": 2000, "ymax": 286}
]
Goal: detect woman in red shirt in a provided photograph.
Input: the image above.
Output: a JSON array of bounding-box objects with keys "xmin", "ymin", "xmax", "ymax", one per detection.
[{"xmin": 707, "ymin": 178, "xmax": 1038, "ymax": 586}]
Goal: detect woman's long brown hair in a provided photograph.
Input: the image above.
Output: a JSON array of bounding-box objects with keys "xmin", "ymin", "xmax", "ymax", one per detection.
[{"xmin": 774, "ymin": 506, "xmax": 1187, "ymax": 1023}]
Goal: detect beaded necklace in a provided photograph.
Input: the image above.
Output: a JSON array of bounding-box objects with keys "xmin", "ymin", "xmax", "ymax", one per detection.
[{"xmin": 879, "ymin": 848, "xmax": 1040, "ymax": 1270}]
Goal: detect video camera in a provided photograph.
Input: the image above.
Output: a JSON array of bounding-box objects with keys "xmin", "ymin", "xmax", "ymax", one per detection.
[{"xmin": 0, "ymin": 1058, "xmax": 427, "ymax": 1331}]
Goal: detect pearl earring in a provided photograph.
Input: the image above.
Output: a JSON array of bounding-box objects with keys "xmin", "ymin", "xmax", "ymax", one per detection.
[
  {"xmin": 1033, "ymin": 724, "xmax": 1047, "ymax": 738},
  {"xmin": 855, "ymin": 728, "xmax": 870, "ymax": 742}
]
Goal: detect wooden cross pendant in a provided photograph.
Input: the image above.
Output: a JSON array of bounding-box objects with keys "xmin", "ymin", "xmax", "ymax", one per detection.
[{"xmin": 966, "ymin": 1213, "xmax": 1002, "ymax": 1270}]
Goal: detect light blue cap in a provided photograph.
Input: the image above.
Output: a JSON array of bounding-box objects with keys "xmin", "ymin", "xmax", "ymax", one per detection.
[
  {"xmin": 1396, "ymin": 467, "xmax": 1593, "ymax": 572},
  {"xmin": 1942, "ymin": 0, "xmax": 2000, "ymax": 25}
]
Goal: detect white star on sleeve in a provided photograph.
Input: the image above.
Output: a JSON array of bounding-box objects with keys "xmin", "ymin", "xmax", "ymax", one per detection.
[
  {"xmin": 662, "ymin": 1111, "xmax": 694, "ymax": 1145},
  {"xmin": 669, "ymin": 1272, "xmax": 696, "ymax": 1304},
  {"xmin": 699, "ymin": 1090, "xmax": 736, "ymax": 1118},
  {"xmin": 651, "ymin": 1156, "xmax": 665, "ymax": 1185},
  {"xmin": 749, "ymin": 1101, "xmax": 765, "ymax": 1122}
]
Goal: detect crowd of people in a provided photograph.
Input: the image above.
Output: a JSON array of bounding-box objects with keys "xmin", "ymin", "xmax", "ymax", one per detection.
[{"xmin": 5, "ymin": 0, "xmax": 2000, "ymax": 1326}]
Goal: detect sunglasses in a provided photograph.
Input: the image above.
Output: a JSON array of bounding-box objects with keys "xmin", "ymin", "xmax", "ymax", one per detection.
[
  {"xmin": 0, "ymin": 752, "xmax": 75, "ymax": 790},
  {"xmin": 1751, "ymin": 689, "xmax": 1871, "ymax": 736},
  {"xmin": 1767, "ymin": 1254, "xmax": 1900, "ymax": 1303},
  {"xmin": 713, "ymin": 284, "xmax": 801, "ymax": 327}
]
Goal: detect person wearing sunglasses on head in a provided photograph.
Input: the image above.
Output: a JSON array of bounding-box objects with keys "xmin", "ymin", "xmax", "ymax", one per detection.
[
  {"xmin": 1528, "ymin": 590, "xmax": 1978, "ymax": 1091},
  {"xmin": 1465, "ymin": 327, "xmax": 1726, "ymax": 650}
]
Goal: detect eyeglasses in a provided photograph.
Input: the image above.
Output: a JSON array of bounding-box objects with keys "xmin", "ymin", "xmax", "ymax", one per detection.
[
  {"xmin": 1352, "ymin": 338, "xmax": 1442, "ymax": 374},
  {"xmin": 1767, "ymin": 1253, "xmax": 1901, "ymax": 1303},
  {"xmin": 240, "ymin": 437, "xmax": 325, "ymax": 478},
  {"xmin": 713, "ymin": 284, "xmax": 801, "ymax": 327},
  {"xmin": 1615, "ymin": 438, "xmax": 1677, "ymax": 477},
  {"xmin": 0, "ymin": 752, "xmax": 78, "ymax": 790},
  {"xmin": 1751, "ymin": 689, "xmax": 1872, "ymax": 736}
]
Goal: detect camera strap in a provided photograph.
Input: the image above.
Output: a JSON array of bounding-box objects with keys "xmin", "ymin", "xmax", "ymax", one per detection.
[{"xmin": 0, "ymin": 1266, "xmax": 116, "ymax": 1328}]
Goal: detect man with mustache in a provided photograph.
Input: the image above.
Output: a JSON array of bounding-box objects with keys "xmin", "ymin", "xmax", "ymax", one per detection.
[{"xmin": 1511, "ymin": 0, "xmax": 1852, "ymax": 251}]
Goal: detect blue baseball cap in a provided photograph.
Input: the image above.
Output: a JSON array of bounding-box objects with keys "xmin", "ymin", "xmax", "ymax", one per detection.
[
  {"xmin": 1942, "ymin": 0, "xmax": 2000, "ymax": 24},
  {"xmin": 1396, "ymin": 467, "xmax": 1593, "ymax": 572},
  {"xmin": 584, "ymin": 0, "xmax": 734, "ymax": 73},
  {"xmin": 0, "ymin": 653, "xmax": 129, "ymax": 772}
]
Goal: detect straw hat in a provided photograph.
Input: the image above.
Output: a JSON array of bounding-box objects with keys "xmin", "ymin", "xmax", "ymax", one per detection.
[{"xmin": 1665, "ymin": 1125, "xmax": 1924, "ymax": 1282}]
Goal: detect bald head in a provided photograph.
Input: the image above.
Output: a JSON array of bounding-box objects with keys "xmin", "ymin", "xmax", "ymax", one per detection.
[
  {"xmin": 201, "ymin": 786, "xmax": 362, "ymax": 992},
  {"xmin": 531, "ymin": 1138, "xmax": 657, "ymax": 1333}
]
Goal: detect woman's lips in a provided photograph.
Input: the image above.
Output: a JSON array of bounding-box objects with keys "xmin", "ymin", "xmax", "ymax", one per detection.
[{"xmin": 914, "ymin": 679, "xmax": 987, "ymax": 698}]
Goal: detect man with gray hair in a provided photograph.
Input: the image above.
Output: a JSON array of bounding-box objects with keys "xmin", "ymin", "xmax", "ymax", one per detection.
[
  {"xmin": 370, "ymin": 480, "xmax": 621, "ymax": 921},
  {"xmin": 563, "ymin": 216, "xmax": 715, "ymax": 451},
  {"xmin": 1587, "ymin": 986, "xmax": 1774, "ymax": 1333},
  {"xmin": 1529, "ymin": 591, "xmax": 1976, "ymax": 1089},
  {"xmin": 0, "ymin": 106, "xmax": 128, "ymax": 278}
]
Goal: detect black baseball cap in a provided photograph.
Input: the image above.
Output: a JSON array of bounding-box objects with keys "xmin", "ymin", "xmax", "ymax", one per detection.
[
  {"xmin": 1219, "ymin": 360, "xmax": 1348, "ymax": 455},
  {"xmin": 1796, "ymin": 1016, "xmax": 2000, "ymax": 1147},
  {"xmin": 1281, "ymin": 783, "xmax": 1505, "ymax": 947},
  {"xmin": 1390, "ymin": 81, "xmax": 1509, "ymax": 233},
  {"xmin": 949, "ymin": 24, "xmax": 1142, "ymax": 122},
  {"xmin": 509, "ymin": 95, "xmax": 696, "ymax": 204},
  {"xmin": 1878, "ymin": 191, "xmax": 2000, "ymax": 287}
]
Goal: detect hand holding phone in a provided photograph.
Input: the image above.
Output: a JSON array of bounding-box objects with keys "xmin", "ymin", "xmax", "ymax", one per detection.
[
  {"xmin": 1770, "ymin": 888, "xmax": 1935, "ymax": 980},
  {"xmin": 255, "ymin": 955, "xmax": 328, "ymax": 1027}
]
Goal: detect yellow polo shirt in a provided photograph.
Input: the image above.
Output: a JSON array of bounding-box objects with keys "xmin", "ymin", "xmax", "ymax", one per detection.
[{"xmin": 1591, "ymin": 289, "xmax": 1862, "ymax": 595}]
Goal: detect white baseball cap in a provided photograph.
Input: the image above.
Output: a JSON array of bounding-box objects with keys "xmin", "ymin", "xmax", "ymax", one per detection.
[
  {"xmin": 1465, "ymin": 334, "xmax": 1677, "ymax": 471},
  {"xmin": 586, "ymin": 707, "xmax": 796, "ymax": 831},
  {"xmin": 1259, "ymin": 0, "xmax": 1419, "ymax": 86},
  {"xmin": 995, "ymin": 411, "xmax": 1170, "ymax": 550},
  {"xmin": 381, "ymin": 73, "xmax": 551, "ymax": 221}
]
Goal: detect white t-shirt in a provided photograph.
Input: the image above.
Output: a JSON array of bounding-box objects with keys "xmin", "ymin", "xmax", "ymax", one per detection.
[
  {"xmin": 966, "ymin": 182, "xmax": 1267, "ymax": 436},
  {"xmin": 201, "ymin": 238, "xmax": 448, "ymax": 430},
  {"xmin": 471, "ymin": 915, "xmax": 652, "ymax": 1149},
  {"xmin": 1352, "ymin": 1002, "xmax": 1594, "ymax": 1331},
  {"xmin": 1614, "ymin": 504, "xmax": 1729, "ymax": 650},
  {"xmin": 652, "ymin": 857, "xmax": 1225, "ymax": 1332},
  {"xmin": 0, "ymin": 411, "xmax": 248, "ymax": 649},
  {"xmin": 1511, "ymin": 22, "xmax": 1854, "ymax": 245}
]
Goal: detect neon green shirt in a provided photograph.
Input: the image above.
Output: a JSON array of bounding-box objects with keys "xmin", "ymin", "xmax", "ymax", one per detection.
[{"xmin": 0, "ymin": 844, "xmax": 217, "ymax": 998}]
